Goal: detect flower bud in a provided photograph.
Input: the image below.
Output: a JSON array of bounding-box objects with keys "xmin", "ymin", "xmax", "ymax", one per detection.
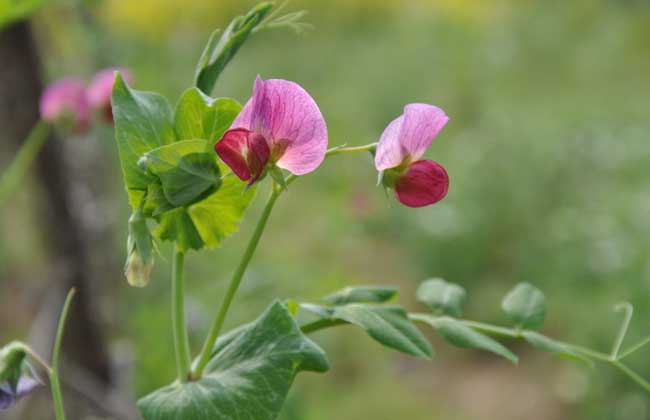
[
  {"xmin": 124, "ymin": 209, "xmax": 155, "ymax": 287},
  {"xmin": 0, "ymin": 342, "xmax": 41, "ymax": 410}
]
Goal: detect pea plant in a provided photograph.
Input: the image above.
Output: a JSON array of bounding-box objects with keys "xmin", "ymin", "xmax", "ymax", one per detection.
[{"xmin": 2, "ymin": 2, "xmax": 650, "ymax": 419}]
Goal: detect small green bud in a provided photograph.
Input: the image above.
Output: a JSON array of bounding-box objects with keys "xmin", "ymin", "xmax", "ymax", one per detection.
[{"xmin": 125, "ymin": 209, "xmax": 155, "ymax": 288}]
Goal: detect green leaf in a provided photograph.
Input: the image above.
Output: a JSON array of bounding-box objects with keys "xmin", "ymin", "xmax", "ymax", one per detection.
[
  {"xmin": 194, "ymin": 2, "xmax": 273, "ymax": 95},
  {"xmin": 155, "ymin": 207, "xmax": 204, "ymax": 252},
  {"xmin": 501, "ymin": 282, "xmax": 546, "ymax": 330},
  {"xmin": 522, "ymin": 331, "xmax": 593, "ymax": 366},
  {"xmin": 112, "ymin": 73, "xmax": 176, "ymax": 208},
  {"xmin": 174, "ymin": 88, "xmax": 241, "ymax": 142},
  {"xmin": 422, "ymin": 316, "xmax": 518, "ymax": 364},
  {"xmin": 187, "ymin": 167, "xmax": 257, "ymax": 248},
  {"xmin": 138, "ymin": 302, "xmax": 329, "ymax": 420},
  {"xmin": 325, "ymin": 285, "xmax": 399, "ymax": 305},
  {"xmin": 139, "ymin": 139, "xmax": 221, "ymax": 208},
  {"xmin": 416, "ymin": 278, "xmax": 467, "ymax": 317},
  {"xmin": 143, "ymin": 183, "xmax": 174, "ymax": 217},
  {"xmin": 302, "ymin": 303, "xmax": 433, "ymax": 359}
]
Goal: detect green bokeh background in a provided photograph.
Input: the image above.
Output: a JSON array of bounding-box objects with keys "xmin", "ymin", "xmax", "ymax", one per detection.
[{"xmin": 2, "ymin": 0, "xmax": 650, "ymax": 419}]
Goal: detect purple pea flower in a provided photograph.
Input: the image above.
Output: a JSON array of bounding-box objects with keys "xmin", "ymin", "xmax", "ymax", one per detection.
[
  {"xmin": 0, "ymin": 376, "xmax": 40, "ymax": 410},
  {"xmin": 375, "ymin": 103, "xmax": 450, "ymax": 208},
  {"xmin": 39, "ymin": 78, "xmax": 90, "ymax": 133},
  {"xmin": 87, "ymin": 68, "xmax": 133, "ymax": 122},
  {"xmin": 215, "ymin": 76, "xmax": 328, "ymax": 185}
]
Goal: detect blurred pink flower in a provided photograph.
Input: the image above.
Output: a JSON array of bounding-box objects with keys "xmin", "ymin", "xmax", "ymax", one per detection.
[
  {"xmin": 87, "ymin": 68, "xmax": 132, "ymax": 122},
  {"xmin": 375, "ymin": 103, "xmax": 450, "ymax": 208},
  {"xmin": 215, "ymin": 76, "xmax": 328, "ymax": 185},
  {"xmin": 39, "ymin": 78, "xmax": 90, "ymax": 133}
]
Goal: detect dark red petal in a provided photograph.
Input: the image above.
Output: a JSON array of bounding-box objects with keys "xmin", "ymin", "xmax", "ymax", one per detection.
[
  {"xmin": 215, "ymin": 129, "xmax": 270, "ymax": 184},
  {"xmin": 394, "ymin": 160, "xmax": 449, "ymax": 208}
]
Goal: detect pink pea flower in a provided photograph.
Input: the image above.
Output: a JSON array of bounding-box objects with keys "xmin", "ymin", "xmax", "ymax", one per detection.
[
  {"xmin": 39, "ymin": 78, "xmax": 90, "ymax": 133},
  {"xmin": 87, "ymin": 68, "xmax": 132, "ymax": 122},
  {"xmin": 375, "ymin": 103, "xmax": 450, "ymax": 208},
  {"xmin": 215, "ymin": 76, "xmax": 328, "ymax": 185}
]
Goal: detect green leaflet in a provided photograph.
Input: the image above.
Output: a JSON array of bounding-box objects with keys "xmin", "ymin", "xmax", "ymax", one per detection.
[
  {"xmin": 302, "ymin": 303, "xmax": 433, "ymax": 359},
  {"xmin": 325, "ymin": 285, "xmax": 399, "ymax": 305},
  {"xmin": 194, "ymin": 2, "xmax": 273, "ymax": 95},
  {"xmin": 138, "ymin": 302, "xmax": 329, "ymax": 420},
  {"xmin": 501, "ymin": 282, "xmax": 547, "ymax": 330},
  {"xmin": 522, "ymin": 330, "xmax": 593, "ymax": 366},
  {"xmin": 418, "ymin": 315, "xmax": 518, "ymax": 364},
  {"xmin": 112, "ymin": 74, "xmax": 176, "ymax": 208},
  {"xmin": 416, "ymin": 278, "xmax": 467, "ymax": 317},
  {"xmin": 174, "ymin": 88, "xmax": 241, "ymax": 142}
]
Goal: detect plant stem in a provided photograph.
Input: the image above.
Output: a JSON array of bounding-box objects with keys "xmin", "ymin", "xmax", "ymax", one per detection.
[
  {"xmin": 50, "ymin": 288, "xmax": 76, "ymax": 420},
  {"xmin": 0, "ymin": 121, "xmax": 50, "ymax": 205},
  {"xmin": 172, "ymin": 247, "xmax": 192, "ymax": 382},
  {"xmin": 192, "ymin": 142, "xmax": 377, "ymax": 378},
  {"xmin": 193, "ymin": 187, "xmax": 281, "ymax": 379}
]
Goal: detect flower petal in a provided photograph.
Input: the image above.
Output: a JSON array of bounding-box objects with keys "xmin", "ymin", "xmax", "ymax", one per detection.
[
  {"xmin": 399, "ymin": 103, "xmax": 449, "ymax": 160},
  {"xmin": 215, "ymin": 128, "xmax": 270, "ymax": 184},
  {"xmin": 374, "ymin": 103, "xmax": 449, "ymax": 171},
  {"xmin": 394, "ymin": 160, "xmax": 449, "ymax": 208},
  {"xmin": 87, "ymin": 68, "xmax": 132, "ymax": 121},
  {"xmin": 39, "ymin": 78, "xmax": 90, "ymax": 133},
  {"xmin": 374, "ymin": 114, "xmax": 405, "ymax": 171},
  {"xmin": 231, "ymin": 76, "xmax": 328, "ymax": 175}
]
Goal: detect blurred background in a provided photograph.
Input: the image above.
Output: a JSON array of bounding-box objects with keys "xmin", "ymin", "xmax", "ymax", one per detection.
[{"xmin": 1, "ymin": 0, "xmax": 650, "ymax": 419}]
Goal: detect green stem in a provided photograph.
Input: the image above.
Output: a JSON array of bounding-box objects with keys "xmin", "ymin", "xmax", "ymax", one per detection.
[
  {"xmin": 192, "ymin": 142, "xmax": 376, "ymax": 379},
  {"xmin": 172, "ymin": 247, "xmax": 192, "ymax": 382},
  {"xmin": 611, "ymin": 302, "xmax": 633, "ymax": 359},
  {"xmin": 0, "ymin": 121, "xmax": 51, "ymax": 205},
  {"xmin": 50, "ymin": 288, "xmax": 76, "ymax": 420},
  {"xmin": 193, "ymin": 187, "xmax": 281, "ymax": 379}
]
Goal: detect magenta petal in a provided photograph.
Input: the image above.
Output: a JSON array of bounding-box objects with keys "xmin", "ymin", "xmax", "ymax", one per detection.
[
  {"xmin": 375, "ymin": 103, "xmax": 449, "ymax": 171},
  {"xmin": 39, "ymin": 78, "xmax": 90, "ymax": 133},
  {"xmin": 231, "ymin": 76, "xmax": 328, "ymax": 175},
  {"xmin": 394, "ymin": 160, "xmax": 449, "ymax": 208},
  {"xmin": 87, "ymin": 68, "xmax": 132, "ymax": 121},
  {"xmin": 215, "ymin": 128, "xmax": 270, "ymax": 184},
  {"xmin": 374, "ymin": 114, "xmax": 405, "ymax": 171}
]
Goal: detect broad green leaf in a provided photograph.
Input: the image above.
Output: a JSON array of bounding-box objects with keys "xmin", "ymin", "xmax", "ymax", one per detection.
[
  {"xmin": 522, "ymin": 331, "xmax": 593, "ymax": 366},
  {"xmin": 194, "ymin": 2, "xmax": 273, "ymax": 95},
  {"xmin": 421, "ymin": 316, "xmax": 518, "ymax": 364},
  {"xmin": 139, "ymin": 139, "xmax": 221, "ymax": 207},
  {"xmin": 187, "ymin": 168, "xmax": 256, "ymax": 249},
  {"xmin": 325, "ymin": 285, "xmax": 399, "ymax": 305},
  {"xmin": 112, "ymin": 74, "xmax": 176, "ymax": 208},
  {"xmin": 174, "ymin": 88, "xmax": 241, "ymax": 142},
  {"xmin": 155, "ymin": 207, "xmax": 204, "ymax": 252},
  {"xmin": 302, "ymin": 303, "xmax": 433, "ymax": 359},
  {"xmin": 138, "ymin": 302, "xmax": 329, "ymax": 420},
  {"xmin": 501, "ymin": 282, "xmax": 546, "ymax": 330},
  {"xmin": 416, "ymin": 278, "xmax": 467, "ymax": 317}
]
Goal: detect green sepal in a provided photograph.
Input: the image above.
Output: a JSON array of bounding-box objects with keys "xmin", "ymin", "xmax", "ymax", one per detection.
[
  {"xmin": 0, "ymin": 342, "xmax": 27, "ymax": 389},
  {"xmin": 125, "ymin": 209, "xmax": 155, "ymax": 287},
  {"xmin": 268, "ymin": 165, "xmax": 288, "ymax": 191}
]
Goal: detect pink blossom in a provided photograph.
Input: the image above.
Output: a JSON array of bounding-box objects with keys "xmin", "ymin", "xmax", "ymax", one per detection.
[
  {"xmin": 87, "ymin": 68, "xmax": 132, "ymax": 122},
  {"xmin": 215, "ymin": 76, "xmax": 328, "ymax": 185},
  {"xmin": 375, "ymin": 103, "xmax": 450, "ymax": 208},
  {"xmin": 39, "ymin": 78, "xmax": 90, "ymax": 133}
]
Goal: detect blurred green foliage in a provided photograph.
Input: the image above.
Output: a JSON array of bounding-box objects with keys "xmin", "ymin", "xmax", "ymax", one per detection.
[{"xmin": 2, "ymin": 0, "xmax": 650, "ymax": 419}]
